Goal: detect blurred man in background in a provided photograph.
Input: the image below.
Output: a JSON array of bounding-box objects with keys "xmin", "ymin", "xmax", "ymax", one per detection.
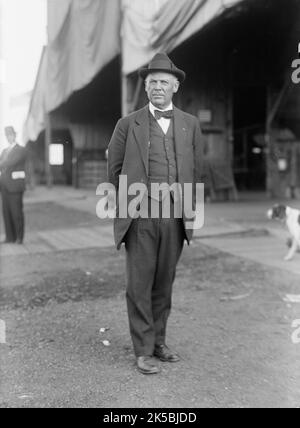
[{"xmin": 0, "ymin": 126, "xmax": 26, "ymax": 244}]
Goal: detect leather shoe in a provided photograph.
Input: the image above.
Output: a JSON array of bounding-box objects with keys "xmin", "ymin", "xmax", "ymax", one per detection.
[
  {"xmin": 136, "ymin": 356, "xmax": 160, "ymax": 374},
  {"xmin": 154, "ymin": 344, "xmax": 180, "ymax": 362}
]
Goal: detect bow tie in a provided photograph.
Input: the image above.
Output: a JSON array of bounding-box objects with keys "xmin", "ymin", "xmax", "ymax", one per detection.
[{"xmin": 154, "ymin": 109, "xmax": 173, "ymax": 120}]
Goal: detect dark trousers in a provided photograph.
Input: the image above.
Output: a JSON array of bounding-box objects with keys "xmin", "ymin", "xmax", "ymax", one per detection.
[
  {"xmin": 1, "ymin": 188, "xmax": 24, "ymax": 242},
  {"xmin": 125, "ymin": 214, "xmax": 185, "ymax": 357}
]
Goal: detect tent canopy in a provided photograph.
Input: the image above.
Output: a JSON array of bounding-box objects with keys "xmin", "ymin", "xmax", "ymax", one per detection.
[{"xmin": 122, "ymin": 0, "xmax": 243, "ymax": 74}]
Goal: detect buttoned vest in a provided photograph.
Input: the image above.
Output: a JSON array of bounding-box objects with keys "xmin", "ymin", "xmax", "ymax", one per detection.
[{"xmin": 148, "ymin": 113, "xmax": 178, "ymax": 201}]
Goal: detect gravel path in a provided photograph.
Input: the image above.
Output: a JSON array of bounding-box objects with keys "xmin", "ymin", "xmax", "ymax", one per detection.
[{"xmin": 1, "ymin": 240, "xmax": 300, "ymax": 408}]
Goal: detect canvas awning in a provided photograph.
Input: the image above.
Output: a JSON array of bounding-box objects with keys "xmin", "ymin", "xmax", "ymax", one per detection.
[
  {"xmin": 47, "ymin": 0, "xmax": 121, "ymax": 112},
  {"xmin": 24, "ymin": 0, "xmax": 245, "ymax": 142},
  {"xmin": 122, "ymin": 0, "xmax": 243, "ymax": 74}
]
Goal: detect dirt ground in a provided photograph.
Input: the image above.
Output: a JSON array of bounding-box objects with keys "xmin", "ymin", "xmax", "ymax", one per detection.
[{"xmin": 0, "ymin": 201, "xmax": 300, "ymax": 408}]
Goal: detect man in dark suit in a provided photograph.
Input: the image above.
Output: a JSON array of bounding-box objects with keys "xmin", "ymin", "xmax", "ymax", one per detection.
[
  {"xmin": 0, "ymin": 126, "xmax": 26, "ymax": 244},
  {"xmin": 108, "ymin": 53, "xmax": 203, "ymax": 374}
]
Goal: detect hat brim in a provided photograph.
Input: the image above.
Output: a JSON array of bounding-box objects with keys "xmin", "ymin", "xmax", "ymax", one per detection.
[{"xmin": 139, "ymin": 67, "xmax": 185, "ymax": 82}]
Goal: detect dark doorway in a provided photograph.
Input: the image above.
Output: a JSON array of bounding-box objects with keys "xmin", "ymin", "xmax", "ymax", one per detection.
[
  {"xmin": 50, "ymin": 130, "xmax": 73, "ymax": 186},
  {"xmin": 29, "ymin": 130, "xmax": 74, "ymax": 186},
  {"xmin": 233, "ymin": 85, "xmax": 267, "ymax": 190}
]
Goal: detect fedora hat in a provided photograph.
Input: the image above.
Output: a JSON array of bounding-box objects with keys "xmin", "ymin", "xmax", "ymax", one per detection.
[{"xmin": 139, "ymin": 52, "xmax": 186, "ymax": 82}]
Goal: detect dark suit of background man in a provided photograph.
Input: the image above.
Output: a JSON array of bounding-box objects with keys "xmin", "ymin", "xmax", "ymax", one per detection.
[
  {"xmin": 0, "ymin": 126, "xmax": 26, "ymax": 244},
  {"xmin": 108, "ymin": 53, "xmax": 203, "ymax": 374}
]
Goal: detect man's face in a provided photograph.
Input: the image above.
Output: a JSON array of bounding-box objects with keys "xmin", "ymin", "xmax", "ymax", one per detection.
[
  {"xmin": 5, "ymin": 131, "xmax": 16, "ymax": 145},
  {"xmin": 145, "ymin": 72, "xmax": 179, "ymax": 109}
]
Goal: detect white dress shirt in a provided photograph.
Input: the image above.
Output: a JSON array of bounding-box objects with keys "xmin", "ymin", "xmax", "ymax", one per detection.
[{"xmin": 149, "ymin": 102, "xmax": 173, "ymax": 135}]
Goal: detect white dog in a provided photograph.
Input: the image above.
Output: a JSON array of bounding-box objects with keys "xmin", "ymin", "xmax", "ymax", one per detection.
[{"xmin": 267, "ymin": 204, "xmax": 300, "ymax": 261}]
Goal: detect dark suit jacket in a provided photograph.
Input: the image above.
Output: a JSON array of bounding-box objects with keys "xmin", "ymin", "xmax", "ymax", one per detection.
[
  {"xmin": 0, "ymin": 144, "xmax": 27, "ymax": 193},
  {"xmin": 108, "ymin": 105, "xmax": 203, "ymax": 249}
]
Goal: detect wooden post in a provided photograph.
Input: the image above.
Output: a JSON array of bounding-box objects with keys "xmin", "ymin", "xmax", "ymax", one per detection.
[
  {"xmin": 121, "ymin": 72, "xmax": 143, "ymax": 117},
  {"xmin": 265, "ymin": 78, "xmax": 291, "ymax": 197},
  {"xmin": 120, "ymin": 25, "xmax": 139, "ymax": 116},
  {"xmin": 45, "ymin": 112, "xmax": 53, "ymax": 188},
  {"xmin": 72, "ymin": 149, "xmax": 79, "ymax": 188},
  {"xmin": 265, "ymin": 85, "xmax": 272, "ymax": 197},
  {"xmin": 120, "ymin": 3, "xmax": 128, "ymax": 118},
  {"xmin": 119, "ymin": 2, "xmax": 142, "ymax": 117},
  {"xmin": 131, "ymin": 76, "xmax": 142, "ymax": 112},
  {"xmin": 0, "ymin": 1, "xmax": 6, "ymax": 150},
  {"xmin": 121, "ymin": 71, "xmax": 129, "ymax": 117},
  {"xmin": 267, "ymin": 79, "xmax": 291, "ymax": 128}
]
